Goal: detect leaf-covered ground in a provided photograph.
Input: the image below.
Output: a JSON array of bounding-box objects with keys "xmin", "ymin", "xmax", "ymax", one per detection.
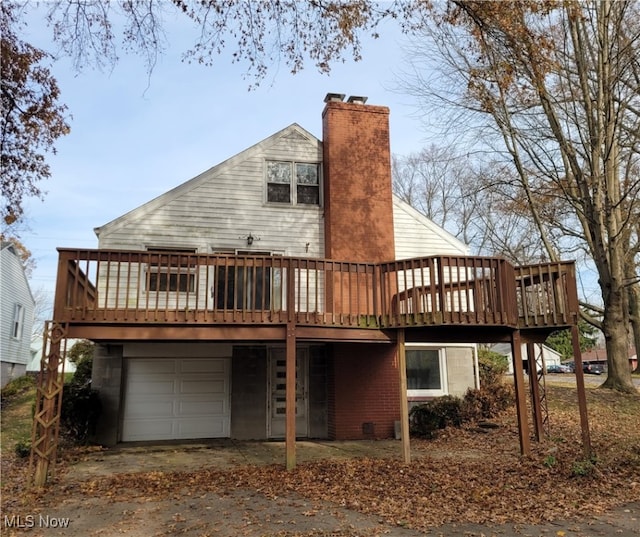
[{"xmin": 2, "ymin": 384, "xmax": 639, "ymax": 536}]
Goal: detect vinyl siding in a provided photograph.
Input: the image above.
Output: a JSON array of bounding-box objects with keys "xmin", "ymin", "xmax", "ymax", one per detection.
[
  {"xmin": 97, "ymin": 126, "xmax": 324, "ymax": 259},
  {"xmin": 392, "ymin": 197, "xmax": 468, "ymax": 259},
  {"xmin": 1, "ymin": 245, "xmax": 35, "ymax": 367}
]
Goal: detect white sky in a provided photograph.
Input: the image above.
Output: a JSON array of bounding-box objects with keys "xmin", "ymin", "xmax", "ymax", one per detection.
[{"xmin": 20, "ymin": 9, "xmax": 427, "ymax": 312}]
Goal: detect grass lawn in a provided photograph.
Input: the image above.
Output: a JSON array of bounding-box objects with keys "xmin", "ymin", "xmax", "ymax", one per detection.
[{"xmin": 1, "ymin": 378, "xmax": 36, "ymax": 458}]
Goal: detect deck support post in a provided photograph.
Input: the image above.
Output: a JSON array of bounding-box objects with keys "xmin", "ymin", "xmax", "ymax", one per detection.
[
  {"xmin": 397, "ymin": 328, "xmax": 411, "ymax": 464},
  {"xmin": 571, "ymin": 324, "xmax": 592, "ymax": 458},
  {"xmin": 30, "ymin": 322, "xmax": 67, "ymax": 487},
  {"xmin": 527, "ymin": 342, "xmax": 544, "ymax": 442},
  {"xmin": 511, "ymin": 330, "xmax": 531, "ymax": 456},
  {"xmin": 285, "ymin": 321, "xmax": 297, "ymax": 470}
]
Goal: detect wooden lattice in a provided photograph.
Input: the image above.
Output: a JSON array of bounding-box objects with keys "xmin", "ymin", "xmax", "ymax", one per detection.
[
  {"xmin": 29, "ymin": 321, "xmax": 67, "ymax": 487},
  {"xmin": 529, "ymin": 344, "xmax": 550, "ymax": 440}
]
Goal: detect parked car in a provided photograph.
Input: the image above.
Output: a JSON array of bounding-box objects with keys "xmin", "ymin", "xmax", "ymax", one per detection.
[
  {"xmin": 546, "ymin": 364, "xmax": 570, "ymax": 374},
  {"xmin": 583, "ymin": 362, "xmax": 606, "ymax": 375}
]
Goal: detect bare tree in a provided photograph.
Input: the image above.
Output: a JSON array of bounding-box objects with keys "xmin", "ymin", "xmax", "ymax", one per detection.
[
  {"xmin": 400, "ymin": 1, "xmax": 639, "ymax": 392},
  {"xmin": 392, "ymin": 146, "xmax": 548, "ymax": 263}
]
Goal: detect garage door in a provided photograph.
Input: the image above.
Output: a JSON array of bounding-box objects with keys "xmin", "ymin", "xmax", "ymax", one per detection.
[{"xmin": 122, "ymin": 358, "xmax": 230, "ymax": 441}]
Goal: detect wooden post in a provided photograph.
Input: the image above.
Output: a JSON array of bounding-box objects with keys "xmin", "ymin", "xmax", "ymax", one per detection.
[
  {"xmin": 285, "ymin": 321, "xmax": 297, "ymax": 470},
  {"xmin": 527, "ymin": 342, "xmax": 544, "ymax": 442},
  {"xmin": 511, "ymin": 330, "xmax": 531, "ymax": 455},
  {"xmin": 571, "ymin": 324, "xmax": 593, "ymax": 458},
  {"xmin": 397, "ymin": 328, "xmax": 411, "ymax": 463}
]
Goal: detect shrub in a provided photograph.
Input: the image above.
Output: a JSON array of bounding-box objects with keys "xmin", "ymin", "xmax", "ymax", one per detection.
[
  {"xmin": 462, "ymin": 383, "xmax": 514, "ymax": 421},
  {"xmin": 409, "ymin": 395, "xmax": 463, "ymax": 437},
  {"xmin": 60, "ymin": 382, "xmax": 101, "ymax": 443},
  {"xmin": 477, "ymin": 348, "xmax": 509, "ymax": 385},
  {"xmin": 14, "ymin": 439, "xmax": 31, "ymax": 458},
  {"xmin": 72, "ymin": 357, "xmax": 93, "ymax": 386},
  {"xmin": 460, "ymin": 348, "xmax": 514, "ymax": 422},
  {"xmin": 60, "ymin": 352, "xmax": 101, "ymax": 444}
]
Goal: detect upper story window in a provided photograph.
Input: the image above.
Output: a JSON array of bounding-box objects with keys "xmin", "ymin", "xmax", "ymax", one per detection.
[
  {"xmin": 266, "ymin": 161, "xmax": 320, "ymax": 206},
  {"xmin": 12, "ymin": 303, "xmax": 24, "ymax": 340}
]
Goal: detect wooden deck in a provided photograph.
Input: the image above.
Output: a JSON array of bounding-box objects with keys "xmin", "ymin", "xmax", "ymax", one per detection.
[{"xmin": 53, "ymin": 249, "xmax": 580, "ymax": 340}]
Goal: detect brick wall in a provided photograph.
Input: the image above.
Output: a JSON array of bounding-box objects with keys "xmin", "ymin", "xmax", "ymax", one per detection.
[
  {"xmin": 328, "ymin": 342, "xmax": 400, "ymax": 439},
  {"xmin": 322, "ymin": 100, "xmax": 395, "ymax": 263}
]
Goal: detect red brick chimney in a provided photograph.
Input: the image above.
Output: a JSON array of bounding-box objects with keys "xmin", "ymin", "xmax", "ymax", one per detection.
[{"xmin": 322, "ymin": 94, "xmax": 395, "ymax": 263}]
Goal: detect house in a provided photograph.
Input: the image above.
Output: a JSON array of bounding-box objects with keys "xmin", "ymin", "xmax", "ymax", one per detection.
[
  {"xmin": 27, "ymin": 334, "xmax": 77, "ymax": 375},
  {"xmin": 579, "ymin": 347, "xmax": 637, "ymax": 372},
  {"xmin": 32, "ymin": 95, "xmax": 589, "ymax": 485},
  {"xmin": 1, "ymin": 241, "xmax": 35, "ymax": 387},
  {"xmin": 87, "ymin": 95, "xmax": 478, "ymax": 445},
  {"xmin": 491, "ymin": 343, "xmax": 562, "ymax": 375}
]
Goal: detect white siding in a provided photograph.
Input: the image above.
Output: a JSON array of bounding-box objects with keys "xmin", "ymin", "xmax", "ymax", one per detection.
[
  {"xmin": 97, "ymin": 125, "xmax": 324, "ymax": 259},
  {"xmin": 392, "ymin": 197, "xmax": 468, "ymax": 259},
  {"xmin": 1, "ymin": 244, "xmax": 35, "ymax": 370}
]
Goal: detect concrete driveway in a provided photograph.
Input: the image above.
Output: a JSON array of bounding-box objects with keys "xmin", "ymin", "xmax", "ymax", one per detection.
[{"xmin": 63, "ymin": 439, "xmax": 407, "ymax": 478}]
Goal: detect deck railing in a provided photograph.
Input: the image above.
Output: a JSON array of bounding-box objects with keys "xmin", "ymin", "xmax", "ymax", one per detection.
[
  {"xmin": 54, "ymin": 249, "xmax": 578, "ymax": 330},
  {"xmin": 514, "ymin": 262, "xmax": 579, "ymax": 328}
]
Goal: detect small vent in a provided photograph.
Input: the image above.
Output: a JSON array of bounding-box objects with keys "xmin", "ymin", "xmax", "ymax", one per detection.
[
  {"xmin": 324, "ymin": 92, "xmax": 345, "ymax": 103},
  {"xmin": 347, "ymin": 95, "xmax": 368, "ymax": 104},
  {"xmin": 362, "ymin": 421, "xmax": 375, "ymax": 438}
]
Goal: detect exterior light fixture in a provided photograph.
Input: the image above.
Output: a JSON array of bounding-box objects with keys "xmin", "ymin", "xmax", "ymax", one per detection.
[{"xmin": 239, "ymin": 233, "xmax": 260, "ymax": 246}]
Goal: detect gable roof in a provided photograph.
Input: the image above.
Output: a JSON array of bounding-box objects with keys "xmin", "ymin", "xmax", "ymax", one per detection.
[
  {"xmin": 392, "ymin": 196, "xmax": 469, "ymax": 254},
  {"xmin": 94, "ymin": 123, "xmax": 320, "ymax": 238}
]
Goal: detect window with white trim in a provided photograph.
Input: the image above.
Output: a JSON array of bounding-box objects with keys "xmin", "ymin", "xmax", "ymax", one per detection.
[
  {"xmin": 406, "ymin": 347, "xmax": 447, "ymax": 397},
  {"xmin": 266, "ymin": 161, "xmax": 320, "ymax": 206},
  {"xmin": 12, "ymin": 303, "xmax": 24, "ymax": 339}
]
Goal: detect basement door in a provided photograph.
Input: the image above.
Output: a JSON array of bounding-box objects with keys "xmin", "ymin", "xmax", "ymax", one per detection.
[
  {"xmin": 121, "ymin": 358, "xmax": 230, "ymax": 441},
  {"xmin": 268, "ymin": 348, "xmax": 309, "ymax": 439}
]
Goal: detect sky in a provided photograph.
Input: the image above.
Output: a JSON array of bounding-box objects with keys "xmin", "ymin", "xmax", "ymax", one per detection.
[{"xmin": 18, "ymin": 7, "xmax": 427, "ymax": 314}]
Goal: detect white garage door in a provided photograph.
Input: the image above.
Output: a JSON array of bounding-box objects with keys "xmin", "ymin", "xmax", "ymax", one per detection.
[{"xmin": 122, "ymin": 358, "xmax": 230, "ymax": 441}]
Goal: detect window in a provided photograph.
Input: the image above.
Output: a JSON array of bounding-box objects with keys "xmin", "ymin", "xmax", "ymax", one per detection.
[
  {"xmin": 216, "ymin": 265, "xmax": 271, "ymax": 309},
  {"xmin": 12, "ymin": 304, "xmax": 24, "ymax": 339},
  {"xmin": 214, "ymin": 251, "xmax": 283, "ymax": 310},
  {"xmin": 406, "ymin": 348, "xmax": 447, "ymax": 397},
  {"xmin": 266, "ymin": 161, "xmax": 320, "ymax": 205},
  {"xmin": 146, "ymin": 248, "xmax": 197, "ymax": 293}
]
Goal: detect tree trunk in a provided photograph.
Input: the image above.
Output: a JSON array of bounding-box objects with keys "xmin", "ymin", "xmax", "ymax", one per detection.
[
  {"xmin": 600, "ymin": 285, "xmax": 637, "ymax": 393},
  {"xmin": 629, "ymin": 283, "xmax": 640, "ymax": 374}
]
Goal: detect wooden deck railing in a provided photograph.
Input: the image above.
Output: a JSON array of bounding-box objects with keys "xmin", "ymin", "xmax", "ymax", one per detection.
[
  {"xmin": 53, "ymin": 249, "xmax": 579, "ymax": 331},
  {"xmin": 380, "ymin": 256, "xmax": 518, "ymax": 327},
  {"xmin": 514, "ymin": 262, "xmax": 579, "ymax": 328}
]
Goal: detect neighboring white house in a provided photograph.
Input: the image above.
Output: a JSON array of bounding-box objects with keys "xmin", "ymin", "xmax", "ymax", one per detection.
[
  {"xmin": 491, "ymin": 342, "xmax": 562, "ymax": 374},
  {"xmin": 27, "ymin": 334, "xmax": 78, "ymax": 375},
  {"xmin": 1, "ymin": 242, "xmax": 35, "ymax": 387}
]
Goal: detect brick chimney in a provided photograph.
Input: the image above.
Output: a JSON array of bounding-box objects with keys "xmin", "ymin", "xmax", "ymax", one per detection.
[{"xmin": 322, "ymin": 94, "xmax": 395, "ymax": 263}]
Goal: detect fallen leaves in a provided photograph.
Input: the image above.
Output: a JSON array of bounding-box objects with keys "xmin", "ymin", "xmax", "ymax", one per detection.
[{"xmin": 2, "ymin": 385, "xmax": 639, "ymax": 535}]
